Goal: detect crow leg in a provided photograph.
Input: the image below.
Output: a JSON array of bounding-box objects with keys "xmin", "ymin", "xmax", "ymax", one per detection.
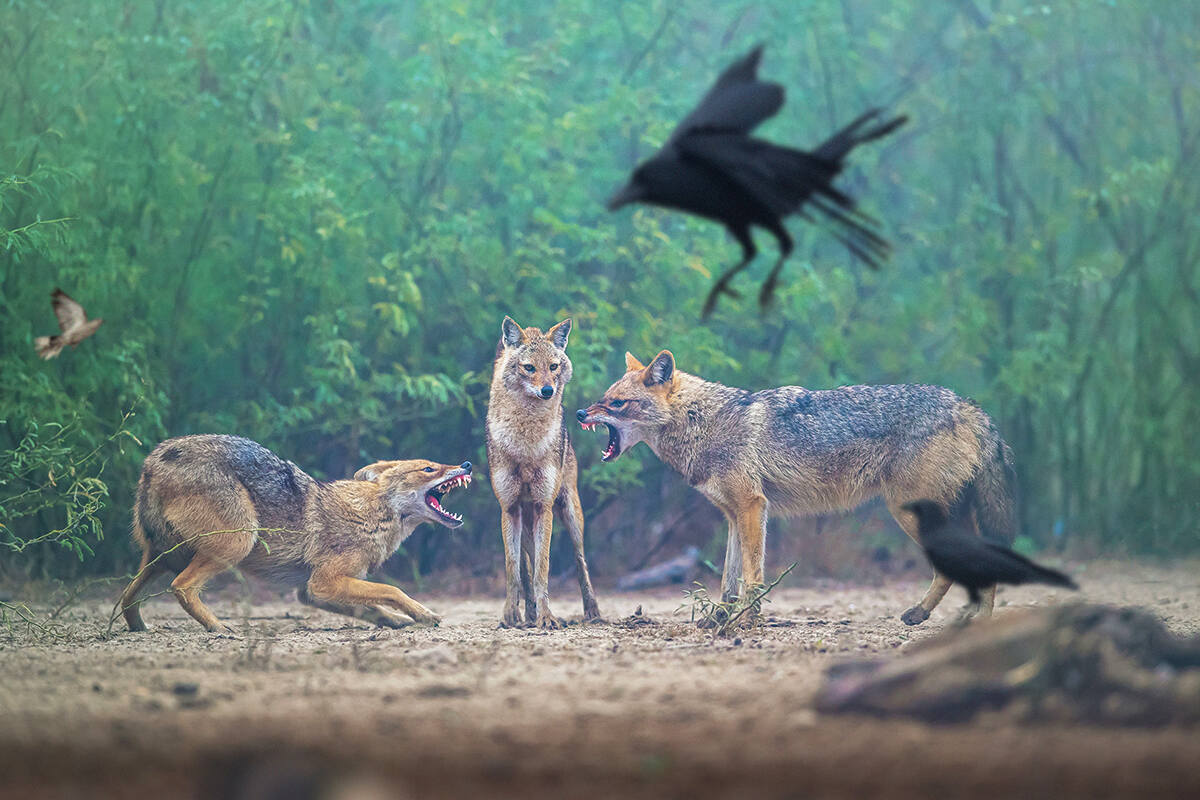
[
  {"xmin": 702, "ymin": 226, "xmax": 756, "ymax": 318},
  {"xmin": 758, "ymin": 223, "xmax": 794, "ymax": 309}
]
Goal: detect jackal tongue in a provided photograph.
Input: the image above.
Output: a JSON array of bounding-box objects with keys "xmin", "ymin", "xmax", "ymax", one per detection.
[
  {"xmin": 601, "ymin": 424, "xmax": 620, "ymax": 462},
  {"xmin": 425, "ymin": 492, "xmax": 462, "ymax": 522}
]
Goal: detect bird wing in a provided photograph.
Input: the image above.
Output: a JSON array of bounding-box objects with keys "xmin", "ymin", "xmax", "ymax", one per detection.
[
  {"xmin": 667, "ymin": 45, "xmax": 785, "ymax": 143},
  {"xmin": 924, "ymin": 539, "xmax": 1002, "ymax": 587},
  {"xmin": 981, "ymin": 542, "xmax": 1077, "ymax": 588},
  {"xmin": 51, "ymin": 289, "xmax": 88, "ymax": 333},
  {"xmin": 676, "ymin": 133, "xmax": 838, "ymax": 217},
  {"xmin": 678, "ymin": 133, "xmax": 891, "ymax": 266}
]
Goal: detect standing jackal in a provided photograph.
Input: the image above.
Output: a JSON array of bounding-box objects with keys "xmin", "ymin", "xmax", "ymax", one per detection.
[
  {"xmin": 118, "ymin": 435, "xmax": 472, "ymax": 632},
  {"xmin": 578, "ymin": 351, "xmax": 1017, "ymax": 626},
  {"xmin": 486, "ymin": 316, "xmax": 601, "ymax": 628}
]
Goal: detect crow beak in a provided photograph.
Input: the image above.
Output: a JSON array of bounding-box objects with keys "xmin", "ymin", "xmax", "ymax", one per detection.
[{"xmin": 606, "ymin": 181, "xmax": 642, "ymax": 211}]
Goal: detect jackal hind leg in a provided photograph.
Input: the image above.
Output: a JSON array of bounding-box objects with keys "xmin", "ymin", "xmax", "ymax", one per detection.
[
  {"xmin": 162, "ymin": 491, "xmax": 258, "ymax": 633},
  {"xmin": 901, "ymin": 572, "xmax": 953, "ymax": 626},
  {"xmin": 975, "ymin": 584, "xmax": 996, "ymax": 617},
  {"xmin": 557, "ymin": 488, "xmax": 601, "ymax": 622},
  {"xmin": 891, "ymin": 499, "xmax": 950, "ymax": 625},
  {"xmin": 955, "ymin": 584, "xmax": 996, "ymax": 624},
  {"xmin": 889, "ymin": 496, "xmax": 980, "ymax": 626},
  {"xmin": 171, "ymin": 553, "xmax": 241, "ymax": 633},
  {"xmin": 520, "ymin": 516, "xmax": 537, "ymax": 625},
  {"xmin": 119, "ymin": 549, "xmax": 165, "ymax": 632}
]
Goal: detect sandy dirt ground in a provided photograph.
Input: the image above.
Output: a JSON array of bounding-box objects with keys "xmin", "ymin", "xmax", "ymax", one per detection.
[{"xmin": 2, "ymin": 560, "xmax": 1199, "ymax": 799}]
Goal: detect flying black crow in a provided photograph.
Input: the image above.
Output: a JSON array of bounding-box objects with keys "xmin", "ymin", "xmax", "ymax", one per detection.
[
  {"xmin": 903, "ymin": 499, "xmax": 1078, "ymax": 606},
  {"xmin": 607, "ymin": 44, "xmax": 906, "ymax": 316}
]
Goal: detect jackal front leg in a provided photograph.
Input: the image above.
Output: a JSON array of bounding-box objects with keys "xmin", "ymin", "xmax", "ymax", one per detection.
[
  {"xmin": 297, "ymin": 587, "xmax": 413, "ymax": 629},
  {"xmin": 499, "ymin": 505, "xmax": 524, "ymax": 628},
  {"xmin": 732, "ymin": 496, "xmax": 769, "ymax": 626},
  {"xmin": 307, "ymin": 573, "xmax": 440, "ymax": 626},
  {"xmin": 530, "ymin": 503, "xmax": 563, "ymax": 630}
]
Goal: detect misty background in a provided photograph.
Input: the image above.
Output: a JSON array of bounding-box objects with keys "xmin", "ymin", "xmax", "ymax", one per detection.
[{"xmin": 2, "ymin": 1, "xmax": 1197, "ymax": 587}]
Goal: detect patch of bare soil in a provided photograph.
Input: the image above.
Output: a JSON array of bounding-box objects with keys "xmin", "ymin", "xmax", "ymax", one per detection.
[{"xmin": 2, "ymin": 560, "xmax": 1199, "ymax": 799}]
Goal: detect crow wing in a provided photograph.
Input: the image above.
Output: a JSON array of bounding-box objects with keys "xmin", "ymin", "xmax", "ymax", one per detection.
[
  {"xmin": 924, "ymin": 540, "xmax": 998, "ymax": 587},
  {"xmin": 677, "ymin": 133, "xmax": 891, "ymax": 265},
  {"xmin": 981, "ymin": 541, "xmax": 1077, "ymax": 588},
  {"xmin": 51, "ymin": 289, "xmax": 87, "ymax": 333},
  {"xmin": 676, "ymin": 133, "xmax": 836, "ymax": 217},
  {"xmin": 667, "ymin": 45, "xmax": 785, "ymax": 144}
]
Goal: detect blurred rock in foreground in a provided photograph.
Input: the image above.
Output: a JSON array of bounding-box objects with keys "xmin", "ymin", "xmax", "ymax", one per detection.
[{"xmin": 815, "ymin": 604, "xmax": 1200, "ymax": 726}]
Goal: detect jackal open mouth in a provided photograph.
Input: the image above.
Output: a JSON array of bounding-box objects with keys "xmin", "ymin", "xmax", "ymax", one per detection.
[
  {"xmin": 581, "ymin": 422, "xmax": 622, "ymax": 462},
  {"xmin": 426, "ymin": 473, "xmax": 471, "ymax": 526}
]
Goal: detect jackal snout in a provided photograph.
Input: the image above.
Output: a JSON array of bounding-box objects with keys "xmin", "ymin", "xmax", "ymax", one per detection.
[{"xmin": 577, "ymin": 350, "xmax": 677, "ymax": 461}]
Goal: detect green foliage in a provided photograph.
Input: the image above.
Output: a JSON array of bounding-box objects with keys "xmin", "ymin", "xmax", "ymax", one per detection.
[
  {"xmin": 0, "ymin": 0, "xmax": 1197, "ymax": 582},
  {"xmin": 678, "ymin": 563, "xmax": 798, "ymax": 636},
  {"xmin": 0, "ymin": 413, "xmax": 137, "ymax": 561}
]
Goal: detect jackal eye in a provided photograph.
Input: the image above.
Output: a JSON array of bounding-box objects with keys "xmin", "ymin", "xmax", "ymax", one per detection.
[
  {"xmin": 522, "ymin": 363, "xmax": 536, "ymax": 373},
  {"xmin": 549, "ymin": 363, "xmax": 559, "ymax": 372},
  {"xmin": 422, "ymin": 466, "xmax": 435, "ymax": 472},
  {"xmin": 610, "ymin": 399, "xmax": 625, "ymax": 408}
]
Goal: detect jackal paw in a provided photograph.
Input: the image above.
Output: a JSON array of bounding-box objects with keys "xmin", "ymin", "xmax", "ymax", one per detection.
[
  {"xmin": 411, "ymin": 610, "xmax": 441, "ymax": 627},
  {"xmin": 535, "ymin": 613, "xmax": 564, "ymax": 630},
  {"xmin": 583, "ymin": 606, "xmax": 605, "ymax": 625},
  {"xmin": 696, "ymin": 603, "xmax": 732, "ymax": 629},
  {"xmin": 500, "ymin": 604, "xmax": 523, "ymax": 629},
  {"xmin": 371, "ymin": 611, "xmax": 414, "ymax": 629},
  {"xmin": 900, "ymin": 606, "xmax": 930, "ymax": 626},
  {"xmin": 206, "ymin": 621, "xmax": 237, "ymax": 634},
  {"xmin": 952, "ymin": 603, "xmax": 989, "ymax": 626}
]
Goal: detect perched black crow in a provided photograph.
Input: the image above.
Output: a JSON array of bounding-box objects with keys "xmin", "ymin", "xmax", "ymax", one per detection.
[
  {"xmin": 903, "ymin": 499, "xmax": 1078, "ymax": 606},
  {"xmin": 607, "ymin": 44, "xmax": 907, "ymax": 316}
]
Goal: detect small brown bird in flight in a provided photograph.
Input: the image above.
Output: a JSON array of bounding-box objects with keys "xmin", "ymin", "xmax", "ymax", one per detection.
[{"xmin": 34, "ymin": 288, "xmax": 103, "ymax": 359}]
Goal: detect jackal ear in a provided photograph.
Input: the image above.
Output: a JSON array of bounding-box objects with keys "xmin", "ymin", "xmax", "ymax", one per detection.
[
  {"xmin": 354, "ymin": 460, "xmax": 400, "ymax": 481},
  {"xmin": 501, "ymin": 316, "xmax": 524, "ymax": 348},
  {"xmin": 546, "ymin": 318, "xmax": 571, "ymax": 350},
  {"xmin": 644, "ymin": 350, "xmax": 675, "ymax": 387},
  {"xmin": 624, "ymin": 351, "xmax": 645, "ymax": 371}
]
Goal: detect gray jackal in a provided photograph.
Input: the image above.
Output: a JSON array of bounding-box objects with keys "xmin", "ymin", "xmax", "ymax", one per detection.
[{"xmin": 578, "ymin": 351, "xmax": 1017, "ymax": 625}]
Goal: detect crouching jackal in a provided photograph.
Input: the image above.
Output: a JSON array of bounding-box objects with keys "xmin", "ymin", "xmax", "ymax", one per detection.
[
  {"xmin": 118, "ymin": 435, "xmax": 472, "ymax": 632},
  {"xmin": 486, "ymin": 316, "xmax": 601, "ymax": 628},
  {"xmin": 578, "ymin": 351, "xmax": 1017, "ymax": 626}
]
